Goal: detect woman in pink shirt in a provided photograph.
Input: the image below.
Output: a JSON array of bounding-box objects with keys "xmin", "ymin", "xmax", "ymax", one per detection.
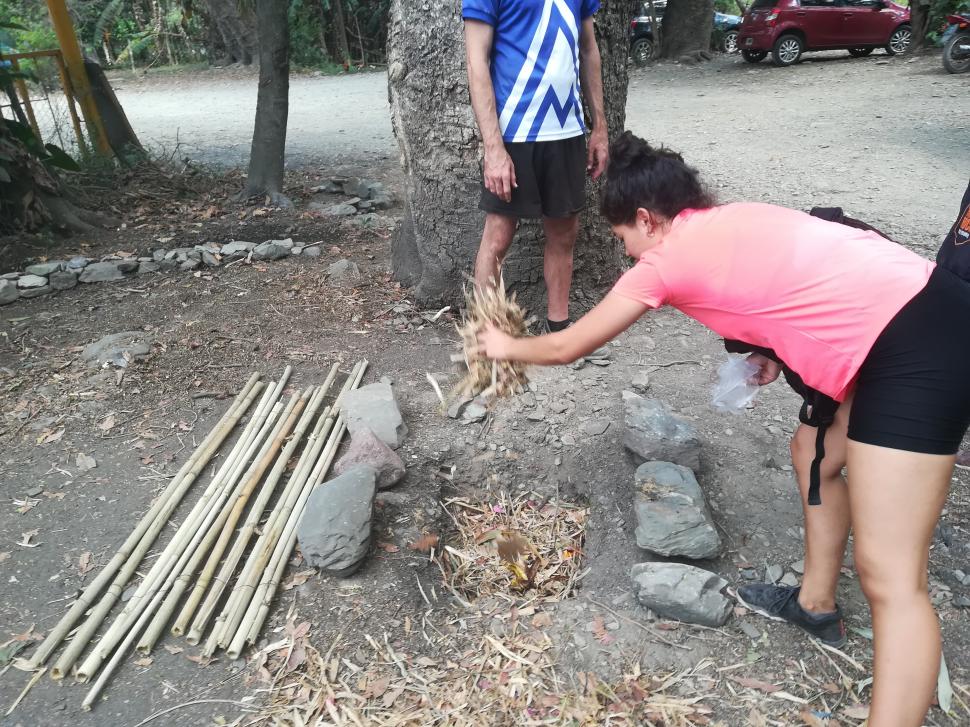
[{"xmin": 476, "ymin": 132, "xmax": 970, "ymax": 727}]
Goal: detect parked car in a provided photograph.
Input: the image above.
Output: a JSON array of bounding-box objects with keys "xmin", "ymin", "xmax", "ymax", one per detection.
[
  {"xmin": 737, "ymin": 0, "xmax": 911, "ymax": 67},
  {"xmin": 631, "ymin": 3, "xmax": 742, "ymax": 65}
]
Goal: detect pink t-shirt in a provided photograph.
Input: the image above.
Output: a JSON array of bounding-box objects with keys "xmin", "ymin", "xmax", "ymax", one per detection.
[{"xmin": 611, "ymin": 203, "xmax": 935, "ymax": 401}]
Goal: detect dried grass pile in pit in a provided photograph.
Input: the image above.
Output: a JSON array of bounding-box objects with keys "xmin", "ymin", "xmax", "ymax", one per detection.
[
  {"xmin": 244, "ymin": 616, "xmax": 714, "ymax": 727},
  {"xmin": 453, "ymin": 280, "xmax": 531, "ymax": 401},
  {"xmin": 436, "ymin": 493, "xmax": 588, "ymax": 604}
]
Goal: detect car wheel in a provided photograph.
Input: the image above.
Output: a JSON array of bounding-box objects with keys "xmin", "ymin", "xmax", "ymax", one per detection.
[
  {"xmin": 772, "ymin": 34, "xmax": 803, "ymax": 66},
  {"xmin": 631, "ymin": 38, "xmax": 653, "ymax": 67},
  {"xmin": 723, "ymin": 30, "xmax": 740, "ymax": 54},
  {"xmin": 848, "ymin": 47, "xmax": 874, "ymax": 57},
  {"xmin": 885, "ymin": 24, "xmax": 911, "ymax": 55},
  {"xmin": 742, "ymin": 49, "xmax": 767, "ymax": 63}
]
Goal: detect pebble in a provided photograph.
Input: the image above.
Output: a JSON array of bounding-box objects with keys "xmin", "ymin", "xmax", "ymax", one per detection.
[
  {"xmin": 740, "ymin": 568, "xmax": 758, "ymax": 580},
  {"xmin": 549, "ymin": 400, "xmax": 569, "ymax": 414},
  {"xmin": 779, "ymin": 573, "xmax": 800, "ymax": 587},
  {"xmin": 582, "ymin": 419, "xmax": 611, "ymax": 436},
  {"xmin": 739, "ymin": 621, "xmax": 762, "ymax": 640},
  {"xmin": 19, "ymin": 285, "xmax": 52, "ymax": 299},
  {"xmin": 17, "ymin": 274, "xmax": 48, "ymax": 289},
  {"xmin": 527, "ymin": 409, "xmax": 546, "ymax": 422},
  {"xmin": 26, "ymin": 486, "xmax": 43, "ymax": 497},
  {"xmin": 25, "ymin": 261, "xmax": 63, "ymax": 276},
  {"xmin": 954, "ymin": 595, "xmax": 970, "ymax": 609},
  {"xmin": 791, "ymin": 559, "xmax": 805, "ymax": 575},
  {"xmin": 631, "ymin": 371, "xmax": 651, "ymax": 393},
  {"xmin": 765, "ymin": 564, "xmax": 783, "ymax": 584},
  {"xmin": 588, "ymin": 358, "xmax": 611, "ymax": 367}
]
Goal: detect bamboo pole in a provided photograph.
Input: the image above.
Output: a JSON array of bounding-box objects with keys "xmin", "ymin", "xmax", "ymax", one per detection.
[
  {"xmin": 211, "ymin": 367, "xmax": 341, "ymax": 650},
  {"xmin": 134, "ymin": 371, "xmax": 317, "ymax": 654},
  {"xmin": 186, "ymin": 387, "xmax": 319, "ymax": 648},
  {"xmin": 27, "ymin": 373, "xmax": 261, "ymax": 672},
  {"xmin": 183, "ymin": 390, "xmax": 307, "ymax": 646},
  {"xmin": 232, "ymin": 362, "xmax": 368, "ymax": 655},
  {"xmin": 75, "ymin": 372, "xmax": 293, "ymax": 683},
  {"xmin": 51, "ymin": 382, "xmax": 271, "ymax": 680}
]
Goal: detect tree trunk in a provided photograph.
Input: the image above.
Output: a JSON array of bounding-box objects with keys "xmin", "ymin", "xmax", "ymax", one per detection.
[
  {"xmin": 241, "ymin": 0, "xmax": 291, "ymax": 206},
  {"xmin": 331, "ymin": 0, "xmax": 351, "ymax": 65},
  {"xmin": 387, "ymin": 0, "xmax": 635, "ymax": 310},
  {"xmin": 206, "ymin": 0, "xmax": 258, "ymax": 65},
  {"xmin": 316, "ymin": 1, "xmax": 332, "ymax": 62},
  {"xmin": 910, "ymin": 0, "xmax": 930, "ymax": 52},
  {"xmin": 661, "ymin": 0, "xmax": 715, "ymax": 58}
]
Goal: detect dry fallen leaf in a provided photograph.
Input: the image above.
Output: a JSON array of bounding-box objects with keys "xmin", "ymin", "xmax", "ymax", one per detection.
[
  {"xmin": 76, "ymin": 453, "xmax": 97, "ymax": 472},
  {"xmin": 377, "ymin": 542, "xmax": 400, "ymax": 553},
  {"xmin": 531, "ymin": 612, "xmax": 553, "ymax": 629},
  {"xmin": 281, "ymin": 569, "xmax": 315, "ymax": 591},
  {"xmin": 43, "ymin": 491, "xmax": 66, "ymax": 501},
  {"xmin": 185, "ymin": 653, "xmax": 214, "ymax": 667},
  {"xmin": 38, "ymin": 428, "xmax": 65, "ymax": 445},
  {"xmin": 78, "ymin": 551, "xmax": 93, "ymax": 575},
  {"xmin": 0, "ymin": 552, "xmax": 10, "ymax": 565},
  {"xmin": 409, "ymin": 534, "xmax": 439, "ymax": 553},
  {"xmin": 731, "ymin": 676, "xmax": 781, "ymax": 694},
  {"xmin": 133, "ymin": 657, "xmax": 153, "ymax": 667},
  {"xmin": 842, "ymin": 704, "xmax": 870, "ymax": 720},
  {"xmin": 17, "ymin": 530, "xmax": 40, "ymax": 548},
  {"xmin": 591, "ymin": 616, "xmax": 615, "ymax": 645},
  {"xmin": 164, "ymin": 644, "xmax": 183, "ymax": 655},
  {"xmin": 99, "ymin": 413, "xmax": 116, "ymax": 432}
]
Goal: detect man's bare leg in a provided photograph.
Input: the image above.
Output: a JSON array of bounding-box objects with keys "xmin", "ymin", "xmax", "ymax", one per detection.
[
  {"xmin": 543, "ymin": 214, "xmax": 579, "ymax": 324},
  {"xmin": 474, "ymin": 213, "xmax": 518, "ymax": 290}
]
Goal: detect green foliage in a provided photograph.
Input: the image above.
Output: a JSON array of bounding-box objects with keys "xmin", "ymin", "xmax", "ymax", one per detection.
[
  {"xmin": 1, "ymin": 118, "xmax": 79, "ymax": 174},
  {"xmin": 928, "ymin": 0, "xmax": 970, "ymax": 43}
]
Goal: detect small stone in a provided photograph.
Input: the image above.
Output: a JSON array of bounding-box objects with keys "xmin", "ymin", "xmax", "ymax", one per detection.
[
  {"xmin": 201, "ymin": 251, "xmax": 221, "ymax": 267},
  {"xmin": 1, "ymin": 272, "xmax": 19, "ymax": 280},
  {"xmin": 138, "ymin": 262, "xmax": 160, "ymax": 274},
  {"xmin": 765, "ymin": 564, "xmax": 783, "ymax": 584},
  {"xmin": 622, "ymin": 391, "xmax": 702, "ymax": 469},
  {"xmin": 152, "ymin": 249, "xmax": 167, "ymax": 262},
  {"xmin": 462, "ymin": 402, "xmax": 487, "ymax": 423},
  {"xmin": 19, "ymin": 285, "xmax": 52, "ymax": 299},
  {"xmin": 342, "ymin": 381, "xmax": 408, "ymax": 449},
  {"xmin": 158, "ymin": 259, "xmax": 178, "ymax": 272},
  {"xmin": 582, "ymin": 418, "xmax": 610, "ymax": 436},
  {"xmin": 115, "ymin": 259, "xmax": 139, "ymax": 274},
  {"xmin": 954, "ymin": 595, "xmax": 970, "ymax": 609},
  {"xmin": 297, "ymin": 466, "xmax": 377, "ymax": 576},
  {"xmin": 185, "ymin": 250, "xmax": 202, "ymax": 262},
  {"xmin": 333, "ymin": 427, "xmax": 406, "ymax": 490},
  {"xmin": 304, "ymin": 246, "xmax": 321, "ymax": 258},
  {"xmin": 791, "ymin": 559, "xmax": 805, "ymax": 575},
  {"xmin": 448, "ymin": 398, "xmax": 471, "ymax": 419},
  {"xmin": 739, "ymin": 620, "xmax": 762, "ymax": 640},
  {"xmin": 25, "ymin": 261, "xmax": 63, "ymax": 276},
  {"xmin": 269, "ymin": 238, "xmax": 294, "ymax": 249},
  {"xmin": 311, "ymin": 202, "xmax": 358, "ymax": 217},
  {"xmin": 631, "ymin": 371, "xmax": 651, "ymax": 393},
  {"xmin": 341, "ymin": 177, "xmax": 366, "ymax": 197},
  {"xmin": 588, "ymin": 358, "xmax": 611, "ymax": 367},
  {"xmin": 630, "ymin": 562, "xmax": 731, "ymax": 627},
  {"xmin": 17, "ymin": 274, "xmax": 48, "ymax": 289},
  {"xmin": 740, "ymin": 568, "xmax": 758, "ymax": 580},
  {"xmin": 634, "ymin": 461, "xmax": 721, "ymax": 559},
  {"xmin": 180, "ymin": 259, "xmax": 201, "ymax": 271},
  {"xmin": 79, "ymin": 261, "xmax": 127, "ymax": 283},
  {"xmin": 370, "ymin": 193, "xmax": 393, "ymax": 210},
  {"xmin": 81, "ymin": 331, "xmax": 152, "ymax": 367},
  {"xmin": 66, "ymin": 256, "xmax": 90, "ymax": 270},
  {"xmin": 779, "ymin": 572, "xmax": 800, "ymax": 587},
  {"xmin": 221, "ymin": 241, "xmax": 257, "ymax": 257},
  {"xmin": 549, "ymin": 400, "xmax": 569, "ymax": 414},
  {"xmin": 767, "ymin": 425, "xmax": 783, "ymax": 436},
  {"xmin": 954, "ymin": 569, "xmax": 967, "ymax": 584},
  {"xmin": 252, "ymin": 241, "xmax": 291, "ymax": 261},
  {"xmin": 0, "ymin": 279, "xmax": 20, "ymax": 305},
  {"xmin": 26, "ymin": 486, "xmax": 43, "ymax": 497},
  {"xmin": 328, "ymin": 259, "xmax": 361, "ymax": 280},
  {"xmin": 292, "ymin": 246, "xmax": 304, "ymax": 255},
  {"xmin": 527, "ymin": 409, "xmax": 546, "ymax": 422}
]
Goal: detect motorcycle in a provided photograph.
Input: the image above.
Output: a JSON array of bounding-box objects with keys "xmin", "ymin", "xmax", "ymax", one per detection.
[{"xmin": 942, "ymin": 13, "xmax": 970, "ymax": 74}]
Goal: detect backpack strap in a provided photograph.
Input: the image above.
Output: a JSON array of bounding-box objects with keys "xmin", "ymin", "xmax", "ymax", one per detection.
[{"xmin": 798, "ymin": 393, "xmax": 839, "ymax": 506}]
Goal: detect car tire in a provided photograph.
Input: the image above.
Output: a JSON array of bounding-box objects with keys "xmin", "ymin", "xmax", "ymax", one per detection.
[
  {"xmin": 848, "ymin": 47, "xmax": 874, "ymax": 57},
  {"xmin": 631, "ymin": 37, "xmax": 654, "ymax": 67},
  {"xmin": 772, "ymin": 34, "xmax": 803, "ymax": 66},
  {"xmin": 742, "ymin": 49, "xmax": 767, "ymax": 63},
  {"xmin": 723, "ymin": 30, "xmax": 740, "ymax": 54},
  {"xmin": 885, "ymin": 24, "xmax": 911, "ymax": 55}
]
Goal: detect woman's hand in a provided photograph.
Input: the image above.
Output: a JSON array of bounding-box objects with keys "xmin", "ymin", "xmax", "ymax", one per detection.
[
  {"xmin": 474, "ymin": 323, "xmax": 516, "ymax": 361},
  {"xmin": 747, "ymin": 353, "xmax": 782, "ymax": 386}
]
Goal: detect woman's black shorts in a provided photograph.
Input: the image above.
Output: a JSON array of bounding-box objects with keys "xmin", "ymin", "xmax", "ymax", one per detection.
[{"xmin": 848, "ymin": 266, "xmax": 970, "ymax": 454}]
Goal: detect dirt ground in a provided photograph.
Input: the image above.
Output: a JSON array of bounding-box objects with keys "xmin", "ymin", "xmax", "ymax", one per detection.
[{"xmin": 2, "ymin": 51, "xmax": 970, "ymax": 726}]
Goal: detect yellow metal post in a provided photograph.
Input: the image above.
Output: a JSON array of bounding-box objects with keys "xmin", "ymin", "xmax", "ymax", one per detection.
[
  {"xmin": 9, "ymin": 59, "xmax": 42, "ymax": 141},
  {"xmin": 44, "ymin": 0, "xmax": 112, "ymax": 155}
]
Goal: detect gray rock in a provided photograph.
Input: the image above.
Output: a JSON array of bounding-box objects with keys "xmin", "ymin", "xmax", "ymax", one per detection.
[
  {"xmin": 631, "ymin": 371, "xmax": 651, "ymax": 393},
  {"xmin": 180, "ymin": 259, "xmax": 201, "ymax": 272},
  {"xmin": 448, "ymin": 398, "xmax": 472, "ymax": 419},
  {"xmin": 342, "ymin": 381, "xmax": 408, "ymax": 449},
  {"xmin": 740, "ymin": 568, "xmax": 758, "ymax": 580},
  {"xmin": 164, "ymin": 249, "xmax": 182, "ymax": 261},
  {"xmin": 201, "ymin": 251, "xmax": 221, "ymax": 267},
  {"xmin": 158, "ymin": 259, "xmax": 179, "ymax": 272},
  {"xmin": 252, "ymin": 240, "xmax": 291, "ymax": 261},
  {"xmin": 267, "ymin": 237, "xmax": 294, "ymax": 249},
  {"xmin": 152, "ymin": 249, "xmax": 167, "ymax": 262},
  {"xmin": 955, "ymin": 595, "xmax": 970, "ymax": 609},
  {"xmin": 527, "ymin": 409, "xmax": 546, "ymax": 422},
  {"xmin": 366, "ymin": 181, "xmax": 385, "ymax": 198},
  {"xmin": 0, "ymin": 279, "xmax": 19, "ymax": 305},
  {"xmin": 185, "ymin": 249, "xmax": 202, "ymax": 261},
  {"xmin": 138, "ymin": 256, "xmax": 153, "ymax": 263},
  {"xmin": 334, "ymin": 427, "xmax": 405, "ymax": 490},
  {"xmin": 291, "ymin": 246, "xmax": 304, "ymax": 255},
  {"xmin": 19, "ymin": 285, "xmax": 51, "ymax": 299},
  {"xmin": 79, "ymin": 261, "xmax": 127, "ymax": 283},
  {"xmin": 779, "ymin": 572, "xmax": 800, "ymax": 587},
  {"xmin": 304, "ymin": 246, "xmax": 322, "ymax": 258},
  {"xmin": 138, "ymin": 262, "xmax": 160, "ymax": 275},
  {"xmin": 549, "ymin": 400, "xmax": 570, "ymax": 414},
  {"xmin": 221, "ymin": 241, "xmax": 256, "ymax": 257},
  {"xmin": 48, "ymin": 270, "xmax": 77, "ymax": 290},
  {"xmin": 622, "ymin": 391, "xmax": 702, "ymax": 469},
  {"xmin": 765, "ymin": 564, "xmax": 783, "ymax": 584},
  {"xmin": 341, "ymin": 176, "xmax": 366, "ymax": 197},
  {"xmin": 791, "ymin": 559, "xmax": 805, "ymax": 575},
  {"xmin": 66, "ymin": 256, "xmax": 90, "ymax": 270},
  {"xmin": 462, "ymin": 402, "xmax": 487, "ymax": 423},
  {"xmin": 582, "ymin": 418, "xmax": 611, "ymax": 436},
  {"xmin": 630, "ymin": 562, "xmax": 732, "ymax": 627},
  {"xmin": 328, "ymin": 259, "xmax": 361, "ymax": 280},
  {"xmin": 344, "ymin": 197, "xmax": 363, "ymax": 207},
  {"xmin": 297, "ymin": 466, "xmax": 377, "ymax": 576},
  {"xmin": 115, "ymin": 259, "xmax": 139, "ymax": 274},
  {"xmin": 1, "ymin": 272, "xmax": 19, "ymax": 280},
  {"xmin": 81, "ymin": 331, "xmax": 152, "ymax": 367},
  {"xmin": 739, "ymin": 620, "xmax": 762, "ymax": 640},
  {"xmin": 25, "ymin": 261, "xmax": 63, "ymax": 276},
  {"xmin": 370, "ymin": 193, "xmax": 394, "ymax": 210},
  {"xmin": 633, "ymin": 461, "xmax": 721, "ymax": 559},
  {"xmin": 17, "ymin": 274, "xmax": 48, "ymax": 289},
  {"xmin": 312, "ymin": 202, "xmax": 358, "ymax": 217}
]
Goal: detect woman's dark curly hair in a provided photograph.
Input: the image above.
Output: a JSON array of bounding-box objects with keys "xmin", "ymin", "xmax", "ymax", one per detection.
[{"xmin": 600, "ymin": 131, "xmax": 715, "ymax": 226}]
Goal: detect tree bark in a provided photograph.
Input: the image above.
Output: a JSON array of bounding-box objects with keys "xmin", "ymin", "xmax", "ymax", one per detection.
[
  {"xmin": 909, "ymin": 0, "xmax": 930, "ymax": 53},
  {"xmin": 206, "ymin": 0, "xmax": 257, "ymax": 65},
  {"xmin": 661, "ymin": 0, "xmax": 715, "ymax": 58},
  {"xmin": 331, "ymin": 0, "xmax": 352, "ymax": 65},
  {"xmin": 241, "ymin": 0, "xmax": 291, "ymax": 206},
  {"xmin": 387, "ymin": 0, "xmax": 635, "ymax": 310},
  {"xmin": 316, "ymin": 1, "xmax": 332, "ymax": 62}
]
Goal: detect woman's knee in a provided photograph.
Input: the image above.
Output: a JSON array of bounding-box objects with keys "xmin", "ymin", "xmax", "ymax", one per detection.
[{"xmin": 854, "ymin": 547, "xmax": 929, "ymax": 607}]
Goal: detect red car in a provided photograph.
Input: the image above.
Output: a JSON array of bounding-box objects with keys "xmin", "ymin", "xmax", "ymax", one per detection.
[{"xmin": 738, "ymin": 0, "xmax": 911, "ymax": 66}]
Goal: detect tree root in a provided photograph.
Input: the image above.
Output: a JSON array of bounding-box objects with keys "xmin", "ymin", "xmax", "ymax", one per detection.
[
  {"xmin": 39, "ymin": 193, "xmax": 120, "ymax": 234},
  {"xmin": 234, "ymin": 187, "xmax": 294, "ymax": 209},
  {"xmin": 677, "ymin": 50, "xmax": 715, "ymax": 65}
]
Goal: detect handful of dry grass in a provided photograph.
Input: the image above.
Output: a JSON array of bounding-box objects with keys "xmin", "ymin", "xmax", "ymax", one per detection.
[{"xmin": 453, "ymin": 277, "xmax": 531, "ymax": 401}]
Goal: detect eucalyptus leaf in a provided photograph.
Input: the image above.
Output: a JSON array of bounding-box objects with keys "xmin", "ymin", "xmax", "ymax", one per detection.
[
  {"xmin": 938, "ymin": 652, "xmax": 953, "ymax": 714},
  {"xmin": 44, "ymin": 143, "xmax": 81, "ymax": 172}
]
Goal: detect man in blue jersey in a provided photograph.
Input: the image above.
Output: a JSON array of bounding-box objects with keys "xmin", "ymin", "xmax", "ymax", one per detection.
[{"xmin": 463, "ymin": 0, "xmax": 608, "ymax": 332}]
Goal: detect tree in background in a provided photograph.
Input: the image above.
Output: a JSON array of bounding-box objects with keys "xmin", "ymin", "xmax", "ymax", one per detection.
[
  {"xmin": 661, "ymin": 0, "xmax": 716, "ymax": 58},
  {"xmin": 387, "ymin": 0, "xmax": 637, "ymax": 308}
]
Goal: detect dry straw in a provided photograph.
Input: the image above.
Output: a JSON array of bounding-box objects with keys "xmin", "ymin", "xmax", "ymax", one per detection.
[{"xmin": 453, "ymin": 277, "xmax": 531, "ymax": 402}]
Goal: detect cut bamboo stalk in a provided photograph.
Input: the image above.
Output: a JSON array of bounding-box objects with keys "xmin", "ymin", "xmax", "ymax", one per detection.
[
  {"xmin": 183, "ymin": 390, "xmax": 307, "ymax": 645},
  {"xmin": 211, "ymin": 366, "xmax": 341, "ymax": 649},
  {"xmin": 51, "ymin": 381, "xmax": 270, "ymax": 681},
  {"xmin": 166, "ymin": 385, "xmax": 321, "ymax": 652},
  {"xmin": 75, "ymin": 376, "xmax": 294, "ymax": 683},
  {"xmin": 28, "ymin": 372, "xmax": 261, "ymax": 674},
  {"xmin": 232, "ymin": 361, "xmax": 368, "ymax": 655},
  {"xmin": 134, "ymin": 370, "xmax": 316, "ymax": 654}
]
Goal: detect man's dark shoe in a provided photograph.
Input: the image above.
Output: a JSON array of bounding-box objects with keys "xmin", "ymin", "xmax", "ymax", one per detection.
[{"xmin": 737, "ymin": 584, "xmax": 847, "ymax": 648}]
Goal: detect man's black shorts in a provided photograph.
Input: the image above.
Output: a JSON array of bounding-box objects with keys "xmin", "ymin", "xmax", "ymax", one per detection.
[{"xmin": 479, "ymin": 135, "xmax": 586, "ymax": 219}]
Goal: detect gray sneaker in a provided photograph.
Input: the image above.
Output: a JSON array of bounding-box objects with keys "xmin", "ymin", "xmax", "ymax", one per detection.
[{"xmin": 737, "ymin": 584, "xmax": 847, "ymax": 648}]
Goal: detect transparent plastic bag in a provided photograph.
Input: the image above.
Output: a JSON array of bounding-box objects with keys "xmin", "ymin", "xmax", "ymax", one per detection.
[{"xmin": 711, "ymin": 354, "xmax": 760, "ymax": 413}]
